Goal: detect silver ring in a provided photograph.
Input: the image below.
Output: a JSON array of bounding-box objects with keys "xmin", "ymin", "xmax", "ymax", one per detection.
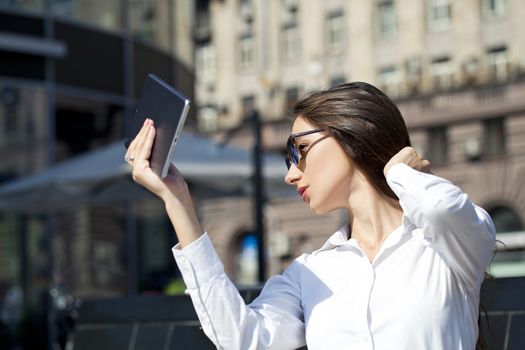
[{"xmin": 125, "ymin": 154, "xmax": 134, "ymax": 163}]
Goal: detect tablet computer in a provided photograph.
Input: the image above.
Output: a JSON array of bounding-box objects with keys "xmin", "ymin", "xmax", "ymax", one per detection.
[{"xmin": 125, "ymin": 74, "xmax": 190, "ymax": 178}]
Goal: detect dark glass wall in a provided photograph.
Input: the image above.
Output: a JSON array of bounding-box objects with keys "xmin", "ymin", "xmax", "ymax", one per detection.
[
  {"xmin": 54, "ymin": 22, "xmax": 125, "ymax": 95},
  {"xmin": 0, "ymin": 4, "xmax": 194, "ymax": 349}
]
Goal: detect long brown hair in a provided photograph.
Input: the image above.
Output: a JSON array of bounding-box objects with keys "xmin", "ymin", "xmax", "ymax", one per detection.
[
  {"xmin": 293, "ymin": 82, "xmax": 411, "ymax": 200},
  {"xmin": 294, "ymin": 82, "xmax": 490, "ymax": 349}
]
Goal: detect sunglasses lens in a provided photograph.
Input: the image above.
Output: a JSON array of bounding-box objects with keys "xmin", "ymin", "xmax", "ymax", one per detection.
[
  {"xmin": 285, "ymin": 156, "xmax": 291, "ymax": 169},
  {"xmin": 285, "ymin": 128, "xmax": 325, "ymax": 169},
  {"xmin": 286, "ymin": 139, "xmax": 299, "ymax": 168}
]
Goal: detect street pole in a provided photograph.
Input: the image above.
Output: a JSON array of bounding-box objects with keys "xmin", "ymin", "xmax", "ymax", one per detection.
[
  {"xmin": 251, "ymin": 110, "xmax": 266, "ymax": 283},
  {"xmin": 122, "ymin": 0, "xmax": 138, "ymax": 296},
  {"xmin": 219, "ymin": 109, "xmax": 267, "ymax": 283},
  {"xmin": 43, "ymin": 0, "xmax": 58, "ymax": 348}
]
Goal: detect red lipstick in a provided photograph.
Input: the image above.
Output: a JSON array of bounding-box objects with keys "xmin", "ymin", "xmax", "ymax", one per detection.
[{"xmin": 297, "ymin": 186, "xmax": 308, "ymax": 201}]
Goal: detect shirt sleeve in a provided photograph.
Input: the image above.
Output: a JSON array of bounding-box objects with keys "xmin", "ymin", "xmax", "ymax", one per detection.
[
  {"xmin": 386, "ymin": 163, "xmax": 496, "ymax": 289},
  {"xmin": 172, "ymin": 233, "xmax": 306, "ymax": 350}
]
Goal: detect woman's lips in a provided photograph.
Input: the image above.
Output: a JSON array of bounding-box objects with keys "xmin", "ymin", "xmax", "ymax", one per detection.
[{"xmin": 298, "ymin": 187, "xmax": 309, "ymax": 201}]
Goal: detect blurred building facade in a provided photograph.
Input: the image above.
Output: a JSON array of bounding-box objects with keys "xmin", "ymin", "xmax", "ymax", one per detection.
[
  {"xmin": 1, "ymin": 0, "xmax": 524, "ymax": 335},
  {"xmin": 193, "ymin": 0, "xmax": 525, "ymax": 280},
  {"xmin": 0, "ymin": 1, "xmax": 195, "ymax": 347}
]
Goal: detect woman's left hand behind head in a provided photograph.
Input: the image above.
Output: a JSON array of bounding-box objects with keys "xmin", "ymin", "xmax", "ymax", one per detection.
[{"xmin": 384, "ymin": 146, "xmax": 432, "ymax": 177}]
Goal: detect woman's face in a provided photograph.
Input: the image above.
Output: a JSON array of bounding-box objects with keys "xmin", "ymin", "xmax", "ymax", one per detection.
[{"xmin": 285, "ymin": 117, "xmax": 357, "ymax": 214}]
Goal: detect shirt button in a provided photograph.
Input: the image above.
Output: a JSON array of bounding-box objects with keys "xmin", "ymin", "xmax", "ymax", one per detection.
[{"xmin": 361, "ymin": 335, "xmax": 369, "ymax": 343}]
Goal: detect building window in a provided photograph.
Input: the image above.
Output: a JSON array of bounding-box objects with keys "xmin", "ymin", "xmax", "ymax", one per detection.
[
  {"xmin": 0, "ymin": 0, "xmax": 43, "ymax": 12},
  {"xmin": 239, "ymin": 34, "xmax": 256, "ymax": 70},
  {"xmin": 489, "ymin": 206, "xmax": 523, "ymax": 233},
  {"xmin": 487, "ymin": 46, "xmax": 508, "ymax": 82},
  {"xmin": 405, "ymin": 56, "xmax": 422, "ymax": 92},
  {"xmin": 482, "ymin": 0, "xmax": 507, "ymax": 19},
  {"xmin": 330, "ymin": 76, "xmax": 346, "ymax": 87},
  {"xmin": 284, "ymin": 86, "xmax": 299, "ymax": 114},
  {"xmin": 428, "ymin": 0, "xmax": 451, "ymax": 32},
  {"xmin": 377, "ymin": 0, "xmax": 396, "ymax": 40},
  {"xmin": 487, "ymin": 206, "xmax": 524, "ymax": 278},
  {"xmin": 282, "ymin": 23, "xmax": 300, "ymax": 61},
  {"xmin": 236, "ymin": 234, "xmax": 258, "ymax": 285},
  {"xmin": 430, "ymin": 57, "xmax": 453, "ymax": 91},
  {"xmin": 0, "ymin": 87, "xmax": 19, "ymax": 140},
  {"xmin": 0, "ymin": 214, "xmax": 21, "ymax": 300},
  {"xmin": 50, "ymin": 0, "xmax": 123, "ymax": 33},
  {"xmin": 378, "ymin": 66, "xmax": 401, "ymax": 98},
  {"xmin": 196, "ymin": 43, "xmax": 216, "ymax": 85},
  {"xmin": 242, "ymin": 95, "xmax": 256, "ymax": 118},
  {"xmin": 194, "ymin": 0, "xmax": 212, "ymax": 43},
  {"xmin": 326, "ymin": 10, "xmax": 345, "ymax": 53},
  {"xmin": 483, "ymin": 117, "xmax": 506, "ymax": 157},
  {"xmin": 239, "ymin": 0, "xmax": 254, "ymax": 23},
  {"xmin": 198, "ymin": 106, "xmax": 219, "ymax": 132},
  {"xmin": 427, "ymin": 126, "xmax": 448, "ymax": 166},
  {"xmin": 130, "ymin": 1, "xmax": 155, "ymax": 42},
  {"xmin": 93, "ymin": 240, "xmax": 117, "ymax": 286}
]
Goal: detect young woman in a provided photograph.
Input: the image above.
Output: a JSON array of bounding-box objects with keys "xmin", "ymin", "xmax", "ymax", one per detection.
[{"xmin": 125, "ymin": 82, "xmax": 496, "ymax": 350}]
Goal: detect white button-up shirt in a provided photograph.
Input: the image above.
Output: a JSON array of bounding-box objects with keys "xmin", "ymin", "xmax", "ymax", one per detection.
[{"xmin": 173, "ymin": 164, "xmax": 496, "ymax": 350}]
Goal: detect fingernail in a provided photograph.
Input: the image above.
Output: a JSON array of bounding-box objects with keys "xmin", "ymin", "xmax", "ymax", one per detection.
[{"xmin": 143, "ymin": 119, "xmax": 148, "ymax": 126}]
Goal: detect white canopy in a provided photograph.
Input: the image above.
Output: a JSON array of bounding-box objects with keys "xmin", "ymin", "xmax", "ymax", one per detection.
[{"xmin": 0, "ymin": 132, "xmax": 292, "ymax": 213}]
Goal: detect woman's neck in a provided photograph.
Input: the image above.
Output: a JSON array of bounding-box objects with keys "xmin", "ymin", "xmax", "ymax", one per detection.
[{"xmin": 348, "ymin": 186, "xmax": 403, "ymax": 261}]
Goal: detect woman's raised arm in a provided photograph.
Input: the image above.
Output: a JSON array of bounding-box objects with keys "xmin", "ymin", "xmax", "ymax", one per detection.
[{"xmin": 125, "ymin": 118, "xmax": 203, "ymax": 247}]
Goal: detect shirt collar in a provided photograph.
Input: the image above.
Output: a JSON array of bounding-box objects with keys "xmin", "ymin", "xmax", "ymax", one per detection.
[
  {"xmin": 311, "ymin": 224, "xmax": 351, "ymax": 255},
  {"xmin": 311, "ymin": 215, "xmax": 414, "ymax": 256}
]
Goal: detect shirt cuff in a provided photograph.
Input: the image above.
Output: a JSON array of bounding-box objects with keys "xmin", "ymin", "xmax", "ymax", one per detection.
[
  {"xmin": 386, "ymin": 162, "xmax": 445, "ymax": 220},
  {"xmin": 385, "ymin": 162, "xmax": 413, "ymax": 183},
  {"xmin": 172, "ymin": 232, "xmax": 224, "ymax": 290}
]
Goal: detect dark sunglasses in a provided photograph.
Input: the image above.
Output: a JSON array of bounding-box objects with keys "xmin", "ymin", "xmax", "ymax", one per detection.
[{"xmin": 285, "ymin": 128, "xmax": 326, "ymax": 169}]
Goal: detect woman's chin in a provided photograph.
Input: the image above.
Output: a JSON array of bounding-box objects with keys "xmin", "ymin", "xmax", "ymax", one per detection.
[
  {"xmin": 309, "ymin": 201, "xmax": 330, "ymax": 215},
  {"xmin": 309, "ymin": 199, "xmax": 341, "ymax": 215}
]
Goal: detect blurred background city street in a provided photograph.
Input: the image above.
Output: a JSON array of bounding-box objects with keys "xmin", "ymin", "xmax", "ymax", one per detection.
[{"xmin": 0, "ymin": 0, "xmax": 524, "ymax": 349}]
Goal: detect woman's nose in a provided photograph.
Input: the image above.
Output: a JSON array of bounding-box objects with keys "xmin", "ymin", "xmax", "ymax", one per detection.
[{"xmin": 284, "ymin": 164, "xmax": 301, "ymax": 185}]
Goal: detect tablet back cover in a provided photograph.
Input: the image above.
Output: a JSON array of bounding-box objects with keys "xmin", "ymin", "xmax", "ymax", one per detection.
[{"xmin": 127, "ymin": 74, "xmax": 190, "ymax": 177}]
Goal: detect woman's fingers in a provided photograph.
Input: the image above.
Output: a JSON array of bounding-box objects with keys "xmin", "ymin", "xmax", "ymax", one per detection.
[
  {"xmin": 127, "ymin": 119, "xmax": 148, "ymax": 153},
  {"xmin": 125, "ymin": 119, "xmax": 191, "ymax": 202},
  {"xmin": 421, "ymin": 159, "xmax": 432, "ymax": 174},
  {"xmin": 403, "ymin": 147, "xmax": 432, "ymax": 173},
  {"xmin": 138, "ymin": 120, "xmax": 155, "ymax": 163},
  {"xmin": 131, "ymin": 120, "xmax": 150, "ymax": 154},
  {"xmin": 131, "ymin": 121, "xmax": 156, "ymax": 177},
  {"xmin": 384, "ymin": 146, "xmax": 433, "ymax": 176},
  {"xmin": 126, "ymin": 119, "xmax": 153, "ymax": 168}
]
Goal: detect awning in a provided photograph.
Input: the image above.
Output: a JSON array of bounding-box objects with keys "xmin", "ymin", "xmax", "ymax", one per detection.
[{"xmin": 0, "ymin": 132, "xmax": 292, "ymax": 213}]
